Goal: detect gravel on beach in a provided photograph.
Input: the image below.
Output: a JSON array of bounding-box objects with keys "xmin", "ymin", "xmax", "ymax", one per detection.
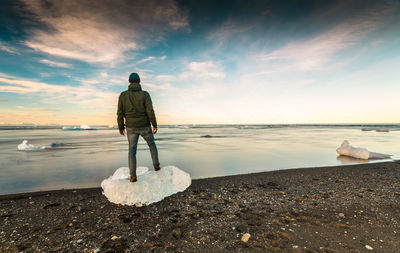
[{"xmin": 1, "ymin": 161, "xmax": 400, "ymax": 252}]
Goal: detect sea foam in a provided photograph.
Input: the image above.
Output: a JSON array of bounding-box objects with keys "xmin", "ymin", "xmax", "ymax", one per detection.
[{"xmin": 101, "ymin": 166, "xmax": 191, "ymax": 206}]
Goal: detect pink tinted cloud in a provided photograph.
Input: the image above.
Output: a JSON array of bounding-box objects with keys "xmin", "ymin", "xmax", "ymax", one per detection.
[{"xmin": 21, "ymin": 0, "xmax": 189, "ymax": 64}]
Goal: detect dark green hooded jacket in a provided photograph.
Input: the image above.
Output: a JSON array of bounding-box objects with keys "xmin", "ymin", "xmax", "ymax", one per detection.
[{"xmin": 117, "ymin": 83, "xmax": 157, "ymax": 130}]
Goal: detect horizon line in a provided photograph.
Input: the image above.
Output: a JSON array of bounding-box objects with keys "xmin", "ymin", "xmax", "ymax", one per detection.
[{"xmin": 1, "ymin": 123, "xmax": 400, "ymax": 127}]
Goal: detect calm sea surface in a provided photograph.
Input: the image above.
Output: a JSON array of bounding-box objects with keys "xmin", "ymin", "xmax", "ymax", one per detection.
[{"xmin": 1, "ymin": 125, "xmax": 399, "ymax": 195}]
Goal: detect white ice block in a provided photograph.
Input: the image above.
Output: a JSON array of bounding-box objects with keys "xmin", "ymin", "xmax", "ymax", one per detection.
[
  {"xmin": 336, "ymin": 140, "xmax": 391, "ymax": 160},
  {"xmin": 17, "ymin": 140, "xmax": 46, "ymax": 151},
  {"xmin": 101, "ymin": 166, "xmax": 191, "ymax": 206}
]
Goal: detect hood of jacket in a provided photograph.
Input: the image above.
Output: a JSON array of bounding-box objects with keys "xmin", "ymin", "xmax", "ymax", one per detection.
[{"xmin": 128, "ymin": 83, "xmax": 142, "ymax": 91}]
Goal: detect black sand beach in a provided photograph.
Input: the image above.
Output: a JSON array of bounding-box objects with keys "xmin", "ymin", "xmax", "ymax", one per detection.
[{"xmin": 1, "ymin": 161, "xmax": 400, "ymax": 252}]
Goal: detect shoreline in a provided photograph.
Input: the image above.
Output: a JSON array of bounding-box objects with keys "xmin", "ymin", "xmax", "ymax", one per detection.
[
  {"xmin": 1, "ymin": 161, "xmax": 397, "ymax": 199},
  {"xmin": 1, "ymin": 161, "xmax": 400, "ymax": 252}
]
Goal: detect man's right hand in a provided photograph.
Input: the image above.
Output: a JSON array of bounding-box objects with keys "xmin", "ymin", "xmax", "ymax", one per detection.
[
  {"xmin": 153, "ymin": 127, "xmax": 157, "ymax": 134},
  {"xmin": 119, "ymin": 129, "xmax": 125, "ymax": 136}
]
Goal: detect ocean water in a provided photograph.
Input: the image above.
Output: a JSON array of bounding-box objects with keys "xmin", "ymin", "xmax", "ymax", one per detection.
[{"xmin": 1, "ymin": 124, "xmax": 399, "ymax": 195}]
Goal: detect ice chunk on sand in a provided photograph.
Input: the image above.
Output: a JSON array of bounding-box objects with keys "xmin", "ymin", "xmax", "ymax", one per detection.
[
  {"xmin": 101, "ymin": 166, "xmax": 191, "ymax": 206},
  {"xmin": 17, "ymin": 140, "xmax": 46, "ymax": 151},
  {"xmin": 336, "ymin": 140, "xmax": 391, "ymax": 160}
]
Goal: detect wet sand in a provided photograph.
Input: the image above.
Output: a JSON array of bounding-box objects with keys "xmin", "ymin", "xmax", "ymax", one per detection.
[{"xmin": 1, "ymin": 161, "xmax": 400, "ymax": 252}]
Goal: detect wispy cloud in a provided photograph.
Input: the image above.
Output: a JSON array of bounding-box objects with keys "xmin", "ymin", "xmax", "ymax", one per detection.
[
  {"xmin": 0, "ymin": 108, "xmax": 109, "ymax": 125},
  {"xmin": 0, "ymin": 73, "xmax": 17, "ymax": 79},
  {"xmin": 258, "ymin": 2, "xmax": 395, "ymax": 72},
  {"xmin": 124, "ymin": 56, "xmax": 168, "ymax": 70},
  {"xmin": 20, "ymin": 0, "xmax": 189, "ymax": 64},
  {"xmin": 0, "ymin": 73, "xmax": 118, "ymax": 108},
  {"xmin": 14, "ymin": 105, "xmax": 59, "ymax": 112},
  {"xmin": 149, "ymin": 61, "xmax": 226, "ymax": 98},
  {"xmin": 0, "ymin": 41, "xmax": 19, "ymax": 54},
  {"xmin": 208, "ymin": 18, "xmax": 256, "ymax": 48},
  {"xmin": 136, "ymin": 56, "xmax": 167, "ymax": 65},
  {"xmin": 179, "ymin": 61, "xmax": 225, "ymax": 80},
  {"xmin": 39, "ymin": 59, "xmax": 72, "ymax": 68}
]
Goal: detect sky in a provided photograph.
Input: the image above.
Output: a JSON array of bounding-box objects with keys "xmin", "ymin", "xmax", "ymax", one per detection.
[{"xmin": 0, "ymin": 0, "xmax": 399, "ymax": 125}]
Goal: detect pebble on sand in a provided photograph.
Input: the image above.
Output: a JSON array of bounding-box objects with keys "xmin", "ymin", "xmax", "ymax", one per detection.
[
  {"xmin": 365, "ymin": 245, "xmax": 373, "ymax": 250},
  {"xmin": 241, "ymin": 233, "xmax": 251, "ymax": 243}
]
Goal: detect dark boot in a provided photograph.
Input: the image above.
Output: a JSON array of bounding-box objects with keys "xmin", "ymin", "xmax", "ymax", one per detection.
[
  {"xmin": 154, "ymin": 164, "xmax": 160, "ymax": 171},
  {"xmin": 130, "ymin": 175, "xmax": 137, "ymax": 182}
]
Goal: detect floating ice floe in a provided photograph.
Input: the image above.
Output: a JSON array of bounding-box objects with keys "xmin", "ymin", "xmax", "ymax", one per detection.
[
  {"xmin": 200, "ymin": 135, "xmax": 226, "ymax": 138},
  {"xmin": 17, "ymin": 140, "xmax": 46, "ymax": 151},
  {"xmin": 361, "ymin": 128, "xmax": 389, "ymax": 132},
  {"xmin": 101, "ymin": 166, "xmax": 191, "ymax": 206},
  {"xmin": 62, "ymin": 125, "xmax": 98, "ymax": 130},
  {"xmin": 50, "ymin": 142, "xmax": 67, "ymax": 147},
  {"xmin": 336, "ymin": 140, "xmax": 391, "ymax": 160},
  {"xmin": 80, "ymin": 124, "xmax": 97, "ymax": 130},
  {"xmin": 376, "ymin": 128, "xmax": 389, "ymax": 132}
]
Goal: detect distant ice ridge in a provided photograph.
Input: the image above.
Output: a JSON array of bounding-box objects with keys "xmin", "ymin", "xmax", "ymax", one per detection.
[
  {"xmin": 361, "ymin": 127, "xmax": 390, "ymax": 132},
  {"xmin": 62, "ymin": 125, "xmax": 98, "ymax": 130},
  {"xmin": 336, "ymin": 140, "xmax": 391, "ymax": 160},
  {"xmin": 17, "ymin": 140, "xmax": 46, "ymax": 151},
  {"xmin": 101, "ymin": 166, "xmax": 191, "ymax": 206}
]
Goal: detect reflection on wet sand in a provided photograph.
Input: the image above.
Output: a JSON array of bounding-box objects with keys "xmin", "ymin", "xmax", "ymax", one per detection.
[{"xmin": 336, "ymin": 155, "xmax": 369, "ymax": 164}]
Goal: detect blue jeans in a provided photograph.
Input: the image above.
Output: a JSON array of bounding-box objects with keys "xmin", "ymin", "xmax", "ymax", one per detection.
[{"xmin": 126, "ymin": 126, "xmax": 159, "ymax": 176}]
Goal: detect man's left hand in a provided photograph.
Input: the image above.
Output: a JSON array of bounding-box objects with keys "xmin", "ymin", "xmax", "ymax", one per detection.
[
  {"xmin": 119, "ymin": 129, "xmax": 125, "ymax": 136},
  {"xmin": 153, "ymin": 127, "xmax": 157, "ymax": 134}
]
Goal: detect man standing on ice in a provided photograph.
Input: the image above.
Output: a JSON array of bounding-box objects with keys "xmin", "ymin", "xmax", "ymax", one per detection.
[{"xmin": 117, "ymin": 73, "xmax": 160, "ymax": 183}]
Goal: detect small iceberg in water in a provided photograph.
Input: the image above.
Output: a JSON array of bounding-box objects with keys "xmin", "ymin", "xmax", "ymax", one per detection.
[
  {"xmin": 17, "ymin": 140, "xmax": 46, "ymax": 151},
  {"xmin": 376, "ymin": 129, "xmax": 389, "ymax": 132},
  {"xmin": 101, "ymin": 166, "xmax": 191, "ymax": 206},
  {"xmin": 200, "ymin": 135, "xmax": 226, "ymax": 138},
  {"xmin": 336, "ymin": 140, "xmax": 391, "ymax": 160},
  {"xmin": 62, "ymin": 125, "xmax": 98, "ymax": 130},
  {"xmin": 50, "ymin": 142, "xmax": 67, "ymax": 147},
  {"xmin": 80, "ymin": 124, "xmax": 97, "ymax": 130},
  {"xmin": 361, "ymin": 128, "xmax": 389, "ymax": 132}
]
